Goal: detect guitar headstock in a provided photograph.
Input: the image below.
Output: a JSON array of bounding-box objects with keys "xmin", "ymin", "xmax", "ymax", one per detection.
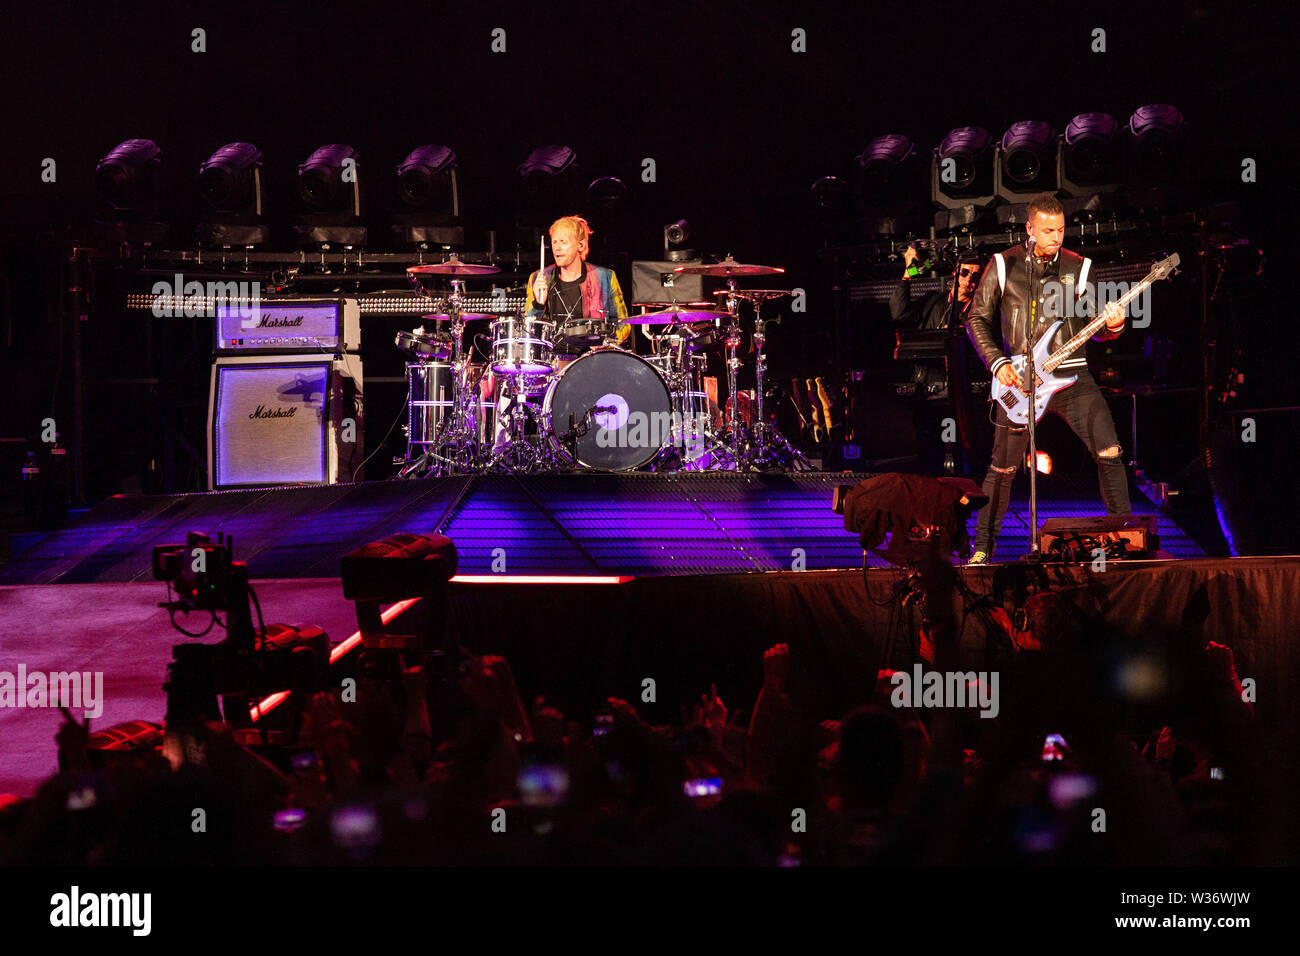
[{"xmin": 1149, "ymin": 253, "xmax": 1181, "ymax": 282}]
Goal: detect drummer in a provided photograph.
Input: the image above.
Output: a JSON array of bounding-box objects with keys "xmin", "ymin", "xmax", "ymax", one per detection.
[{"xmin": 526, "ymin": 215, "xmax": 631, "ymax": 357}]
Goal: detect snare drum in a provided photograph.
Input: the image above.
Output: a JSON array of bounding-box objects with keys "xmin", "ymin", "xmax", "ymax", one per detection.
[
  {"xmin": 553, "ymin": 318, "xmax": 614, "ymax": 355},
  {"xmin": 542, "ymin": 347, "xmax": 673, "ymax": 471},
  {"xmin": 491, "ymin": 315, "xmax": 556, "ymax": 375}
]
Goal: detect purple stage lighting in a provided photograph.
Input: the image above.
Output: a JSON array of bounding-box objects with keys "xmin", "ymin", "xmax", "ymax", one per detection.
[
  {"xmin": 1128, "ymin": 104, "xmax": 1184, "ymax": 181},
  {"xmin": 1000, "ymin": 120, "xmax": 1056, "ymax": 185},
  {"xmin": 95, "ymin": 138, "xmax": 161, "ymax": 213},
  {"xmin": 518, "ymin": 144, "xmax": 577, "ymax": 180},
  {"xmin": 1063, "ymin": 113, "xmax": 1119, "ymax": 183},
  {"xmin": 297, "ymin": 144, "xmax": 360, "ymax": 214},
  {"xmin": 937, "ymin": 127, "xmax": 992, "ymax": 191},
  {"xmin": 199, "ymin": 142, "xmax": 264, "ymax": 212},
  {"xmin": 858, "ymin": 134, "xmax": 916, "ymax": 177},
  {"xmin": 396, "ymin": 144, "xmax": 457, "ymax": 212}
]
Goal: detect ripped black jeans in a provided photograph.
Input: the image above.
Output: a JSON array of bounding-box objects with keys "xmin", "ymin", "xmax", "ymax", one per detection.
[{"xmin": 974, "ymin": 369, "xmax": 1130, "ymax": 558}]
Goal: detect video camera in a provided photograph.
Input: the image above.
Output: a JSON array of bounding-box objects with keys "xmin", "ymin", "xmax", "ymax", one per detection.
[{"xmin": 153, "ymin": 532, "xmax": 329, "ymax": 744}]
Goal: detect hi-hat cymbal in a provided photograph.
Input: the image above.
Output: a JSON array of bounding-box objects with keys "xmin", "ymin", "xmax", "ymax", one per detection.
[
  {"xmin": 406, "ymin": 256, "xmax": 500, "ymax": 276},
  {"xmin": 421, "ymin": 313, "xmax": 495, "ymax": 322},
  {"xmin": 673, "ymin": 256, "xmax": 784, "ymax": 276},
  {"xmin": 622, "ymin": 309, "xmax": 730, "ymax": 326},
  {"xmin": 711, "ymin": 289, "xmax": 793, "ymax": 302}
]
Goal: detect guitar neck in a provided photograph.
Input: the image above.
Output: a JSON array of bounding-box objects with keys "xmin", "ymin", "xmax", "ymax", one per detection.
[{"xmin": 1041, "ymin": 273, "xmax": 1157, "ymax": 373}]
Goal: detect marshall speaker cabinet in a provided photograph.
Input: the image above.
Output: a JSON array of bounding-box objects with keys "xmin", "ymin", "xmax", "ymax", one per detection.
[{"xmin": 207, "ymin": 298, "xmax": 363, "ymax": 489}]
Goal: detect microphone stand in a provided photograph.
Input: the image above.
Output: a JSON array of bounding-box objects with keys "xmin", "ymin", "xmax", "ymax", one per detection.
[
  {"xmin": 1023, "ymin": 241, "xmax": 1041, "ymax": 559},
  {"xmin": 943, "ymin": 254, "xmax": 969, "ymax": 475}
]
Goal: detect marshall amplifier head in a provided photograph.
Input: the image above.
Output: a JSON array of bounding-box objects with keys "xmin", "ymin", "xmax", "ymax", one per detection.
[
  {"xmin": 208, "ymin": 354, "xmax": 363, "ymax": 489},
  {"xmin": 215, "ymin": 297, "xmax": 361, "ymax": 353}
]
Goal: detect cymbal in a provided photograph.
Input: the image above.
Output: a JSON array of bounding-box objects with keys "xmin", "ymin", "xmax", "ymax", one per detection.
[
  {"xmin": 711, "ymin": 289, "xmax": 793, "ymax": 302},
  {"xmin": 621, "ymin": 309, "xmax": 730, "ymax": 326},
  {"xmin": 406, "ymin": 256, "xmax": 500, "ymax": 276},
  {"xmin": 421, "ymin": 313, "xmax": 495, "ymax": 322},
  {"xmin": 673, "ymin": 256, "xmax": 784, "ymax": 277},
  {"xmin": 631, "ymin": 300, "xmax": 714, "ymax": 309}
]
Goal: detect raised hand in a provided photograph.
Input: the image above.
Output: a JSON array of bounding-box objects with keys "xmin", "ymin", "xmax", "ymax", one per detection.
[
  {"xmin": 55, "ymin": 707, "xmax": 92, "ymax": 774},
  {"xmin": 1204, "ymin": 641, "xmax": 1237, "ymax": 682},
  {"xmin": 902, "ymin": 245, "xmax": 918, "ymax": 278},
  {"xmin": 698, "ymin": 683, "xmax": 727, "ymax": 728},
  {"xmin": 763, "ymin": 643, "xmax": 790, "ymax": 690}
]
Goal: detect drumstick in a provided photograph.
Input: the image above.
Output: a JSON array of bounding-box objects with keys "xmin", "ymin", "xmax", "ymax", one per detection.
[{"xmin": 538, "ymin": 235, "xmax": 546, "ymax": 306}]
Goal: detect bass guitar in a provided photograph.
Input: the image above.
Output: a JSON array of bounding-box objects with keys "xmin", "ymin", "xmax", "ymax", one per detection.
[{"xmin": 991, "ymin": 253, "xmax": 1180, "ymax": 423}]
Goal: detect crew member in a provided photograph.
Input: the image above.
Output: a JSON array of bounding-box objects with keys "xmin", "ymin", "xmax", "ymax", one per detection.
[
  {"xmin": 965, "ymin": 193, "xmax": 1129, "ymax": 564},
  {"xmin": 890, "ymin": 248, "xmax": 985, "ymax": 473},
  {"xmin": 890, "ymin": 245, "xmax": 984, "ymax": 388}
]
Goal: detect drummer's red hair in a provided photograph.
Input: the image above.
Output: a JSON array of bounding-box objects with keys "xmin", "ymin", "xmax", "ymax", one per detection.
[{"xmin": 550, "ymin": 215, "xmax": 593, "ymax": 260}]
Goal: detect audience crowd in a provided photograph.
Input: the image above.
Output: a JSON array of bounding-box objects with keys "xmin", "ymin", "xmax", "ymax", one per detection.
[{"xmin": 0, "ymin": 565, "xmax": 1280, "ymax": 866}]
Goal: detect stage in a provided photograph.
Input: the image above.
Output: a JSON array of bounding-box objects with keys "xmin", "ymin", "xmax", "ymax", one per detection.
[{"xmin": 0, "ymin": 471, "xmax": 1209, "ymax": 584}]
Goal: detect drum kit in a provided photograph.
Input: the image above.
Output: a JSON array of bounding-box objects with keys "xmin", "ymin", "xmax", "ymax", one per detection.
[{"xmin": 395, "ymin": 254, "xmax": 812, "ymax": 475}]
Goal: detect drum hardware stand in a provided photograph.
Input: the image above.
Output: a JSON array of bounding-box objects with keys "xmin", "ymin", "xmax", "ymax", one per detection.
[
  {"xmin": 486, "ymin": 372, "xmax": 558, "ymax": 474},
  {"xmin": 719, "ymin": 281, "xmax": 746, "ymax": 467},
  {"xmin": 670, "ymin": 256, "xmax": 791, "ymax": 471},
  {"xmin": 557, "ymin": 410, "xmax": 590, "ymax": 465},
  {"xmin": 713, "ymin": 286, "xmax": 813, "ymax": 471},
  {"xmin": 408, "ymin": 280, "xmax": 478, "ymax": 476},
  {"xmin": 620, "ymin": 303, "xmax": 738, "ymax": 472},
  {"xmin": 739, "ymin": 295, "xmax": 813, "ymax": 471},
  {"xmin": 402, "ymin": 261, "xmax": 500, "ymax": 476},
  {"xmin": 648, "ymin": 349, "xmax": 735, "ymax": 472}
]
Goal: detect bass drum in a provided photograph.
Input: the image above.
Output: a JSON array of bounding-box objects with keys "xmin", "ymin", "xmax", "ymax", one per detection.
[{"xmin": 542, "ymin": 347, "xmax": 672, "ymax": 470}]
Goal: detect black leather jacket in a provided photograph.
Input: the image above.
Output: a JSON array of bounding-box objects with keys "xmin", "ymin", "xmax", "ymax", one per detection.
[{"xmin": 966, "ymin": 242, "xmax": 1119, "ymax": 379}]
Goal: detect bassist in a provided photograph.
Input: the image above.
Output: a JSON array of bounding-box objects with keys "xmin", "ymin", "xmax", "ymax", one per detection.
[{"xmin": 965, "ymin": 193, "xmax": 1128, "ymax": 564}]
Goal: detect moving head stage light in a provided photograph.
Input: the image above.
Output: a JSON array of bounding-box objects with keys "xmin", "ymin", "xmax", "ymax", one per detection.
[
  {"xmin": 393, "ymin": 144, "xmax": 463, "ymax": 248},
  {"xmin": 94, "ymin": 137, "xmax": 168, "ymax": 243},
  {"xmin": 294, "ymin": 143, "xmax": 366, "ymax": 247},
  {"xmin": 197, "ymin": 141, "xmax": 268, "ymax": 246}
]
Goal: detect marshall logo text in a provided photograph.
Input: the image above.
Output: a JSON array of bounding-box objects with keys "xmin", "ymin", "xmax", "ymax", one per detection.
[{"xmin": 249, "ymin": 405, "xmax": 298, "ymax": 420}]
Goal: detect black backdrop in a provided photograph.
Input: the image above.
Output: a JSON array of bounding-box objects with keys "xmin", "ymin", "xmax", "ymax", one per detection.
[
  {"xmin": 1, "ymin": 0, "xmax": 1296, "ymax": 505},
  {"xmin": 3, "ymin": 0, "xmax": 1292, "ymax": 251}
]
